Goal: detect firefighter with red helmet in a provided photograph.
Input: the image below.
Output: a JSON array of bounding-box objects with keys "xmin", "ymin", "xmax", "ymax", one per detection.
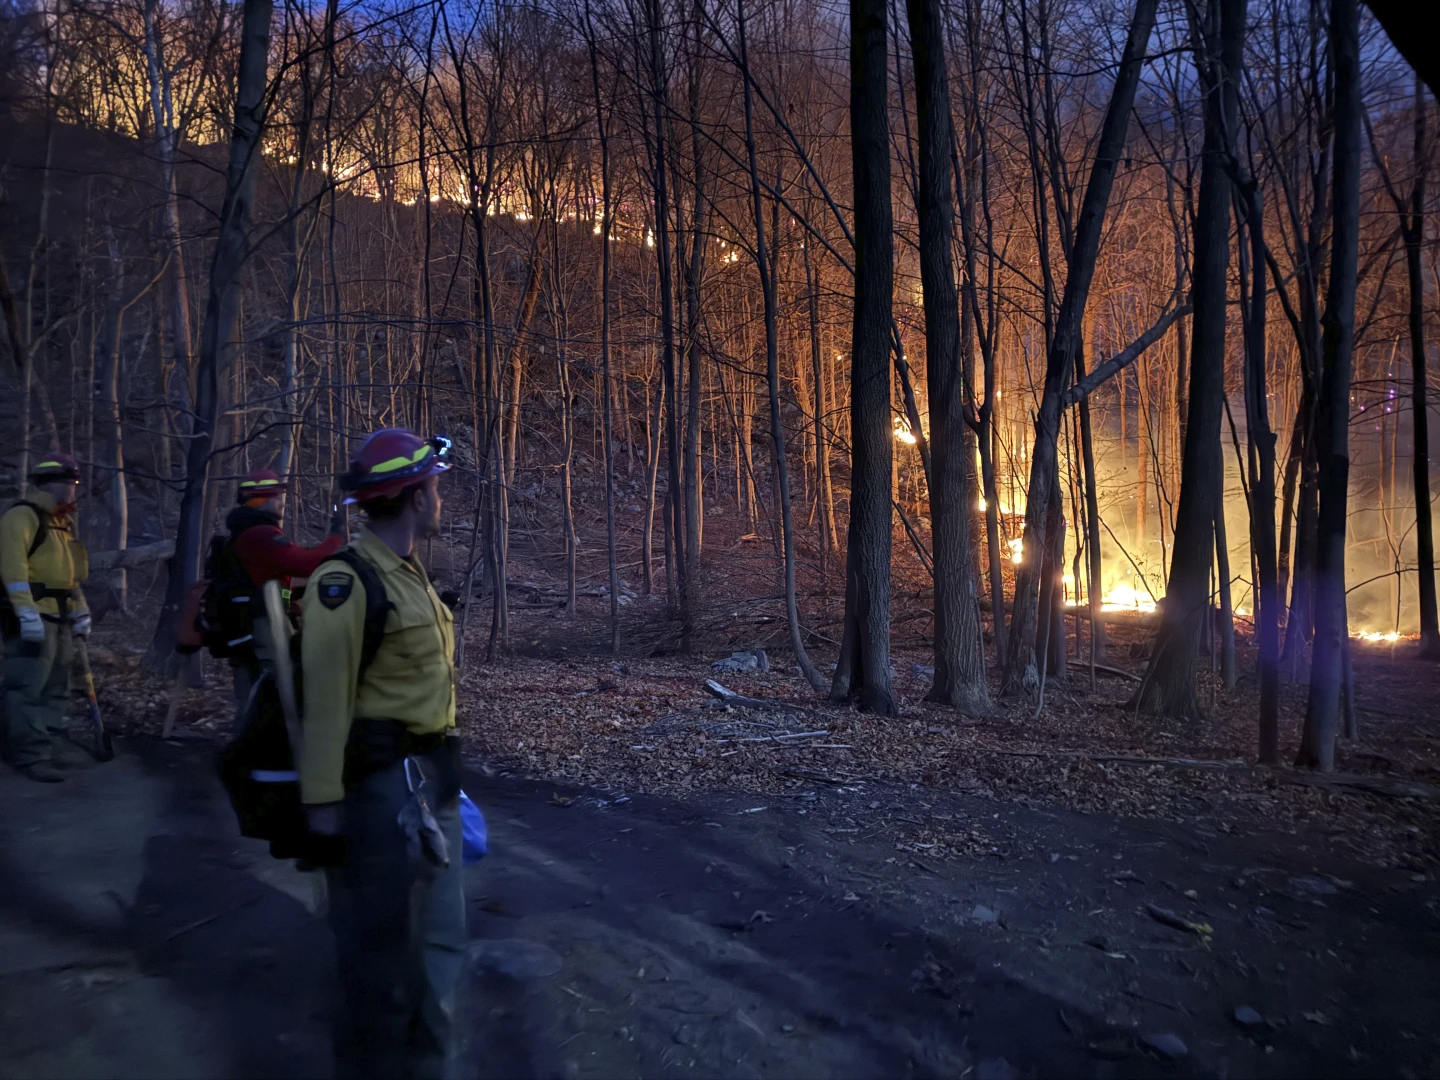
[
  {"xmin": 296, "ymin": 429, "xmax": 463, "ymax": 1078},
  {"xmin": 1, "ymin": 453, "xmax": 90, "ymax": 782},
  {"xmin": 225, "ymin": 467, "xmax": 345, "ymax": 719}
]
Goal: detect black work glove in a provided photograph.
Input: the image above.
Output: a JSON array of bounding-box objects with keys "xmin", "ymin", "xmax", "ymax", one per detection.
[{"xmin": 302, "ymin": 802, "xmax": 349, "ymax": 868}]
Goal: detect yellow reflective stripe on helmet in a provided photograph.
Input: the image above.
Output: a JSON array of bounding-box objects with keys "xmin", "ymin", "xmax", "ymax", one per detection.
[
  {"xmin": 240, "ymin": 479, "xmax": 280, "ymax": 488},
  {"xmin": 368, "ymin": 446, "xmax": 431, "ymax": 475},
  {"xmin": 35, "ymin": 461, "xmax": 63, "ymax": 470}
]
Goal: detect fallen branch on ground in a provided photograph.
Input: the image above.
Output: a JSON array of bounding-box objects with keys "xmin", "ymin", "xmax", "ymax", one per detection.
[
  {"xmin": 712, "ymin": 729, "xmax": 830, "ymax": 744},
  {"xmin": 704, "ymin": 680, "xmax": 806, "ymax": 713}
]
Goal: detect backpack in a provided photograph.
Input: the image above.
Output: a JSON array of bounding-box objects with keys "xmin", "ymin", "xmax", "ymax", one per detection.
[
  {"xmin": 0, "ymin": 502, "xmax": 54, "ymax": 638},
  {"xmin": 217, "ymin": 546, "xmax": 395, "ymax": 860},
  {"xmin": 191, "ymin": 534, "xmax": 259, "ymax": 660}
]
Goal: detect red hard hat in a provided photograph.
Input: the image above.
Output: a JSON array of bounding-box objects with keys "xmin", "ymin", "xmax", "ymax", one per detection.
[
  {"xmin": 342, "ymin": 429, "xmax": 451, "ymax": 504},
  {"xmin": 236, "ymin": 468, "xmax": 289, "ymax": 503},
  {"xmin": 30, "ymin": 451, "xmax": 81, "ymax": 483}
]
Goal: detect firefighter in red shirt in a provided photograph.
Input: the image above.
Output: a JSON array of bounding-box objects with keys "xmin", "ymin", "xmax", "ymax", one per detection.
[{"xmin": 227, "ymin": 469, "xmax": 344, "ymax": 722}]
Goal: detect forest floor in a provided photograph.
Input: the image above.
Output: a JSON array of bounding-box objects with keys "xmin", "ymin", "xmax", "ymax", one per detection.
[{"xmin": 2, "ymin": 581, "xmax": 1438, "ymax": 1078}]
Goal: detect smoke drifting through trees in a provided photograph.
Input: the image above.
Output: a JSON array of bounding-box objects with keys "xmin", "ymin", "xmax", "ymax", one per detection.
[{"xmin": 0, "ymin": 0, "xmax": 1434, "ymax": 767}]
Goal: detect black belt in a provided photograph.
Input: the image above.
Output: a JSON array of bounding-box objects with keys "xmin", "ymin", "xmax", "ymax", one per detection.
[
  {"xmin": 344, "ymin": 717, "xmax": 460, "ymax": 803},
  {"xmin": 29, "ymin": 583, "xmax": 70, "ymax": 620}
]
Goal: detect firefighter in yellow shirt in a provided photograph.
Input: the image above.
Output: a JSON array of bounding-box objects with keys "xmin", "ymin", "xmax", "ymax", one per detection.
[
  {"xmin": 1, "ymin": 453, "xmax": 90, "ymax": 783},
  {"xmin": 297, "ymin": 429, "xmax": 462, "ymax": 1080}
]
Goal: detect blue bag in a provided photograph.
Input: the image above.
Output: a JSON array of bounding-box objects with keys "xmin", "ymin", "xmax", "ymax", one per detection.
[{"xmin": 459, "ymin": 790, "xmax": 488, "ymax": 864}]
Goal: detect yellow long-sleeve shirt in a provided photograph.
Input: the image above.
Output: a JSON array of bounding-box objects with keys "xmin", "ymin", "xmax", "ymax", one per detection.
[
  {"xmin": 297, "ymin": 529, "xmax": 456, "ymax": 804},
  {"xmin": 0, "ymin": 492, "xmax": 89, "ymax": 618}
]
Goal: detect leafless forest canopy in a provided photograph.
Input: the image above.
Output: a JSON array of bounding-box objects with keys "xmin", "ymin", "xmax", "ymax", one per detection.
[{"xmin": 0, "ymin": 0, "xmax": 1434, "ymax": 763}]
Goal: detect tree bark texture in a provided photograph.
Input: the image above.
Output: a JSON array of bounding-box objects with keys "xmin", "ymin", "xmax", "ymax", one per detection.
[
  {"xmin": 831, "ymin": 0, "xmax": 895, "ymax": 715},
  {"xmin": 1134, "ymin": 0, "xmax": 1239, "ymax": 719},
  {"xmin": 1298, "ymin": 0, "xmax": 1361, "ymax": 770},
  {"xmin": 906, "ymin": 0, "xmax": 990, "ymax": 714}
]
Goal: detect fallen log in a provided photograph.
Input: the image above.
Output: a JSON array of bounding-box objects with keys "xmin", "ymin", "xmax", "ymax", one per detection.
[
  {"xmin": 704, "ymin": 680, "xmax": 805, "ymax": 713},
  {"xmin": 982, "ymin": 748, "xmax": 1440, "ymax": 800},
  {"xmin": 1278, "ymin": 771, "xmax": 1440, "ymax": 802},
  {"xmin": 88, "ymin": 539, "xmax": 175, "ymax": 572},
  {"xmin": 983, "ymin": 748, "xmax": 1246, "ymax": 770}
]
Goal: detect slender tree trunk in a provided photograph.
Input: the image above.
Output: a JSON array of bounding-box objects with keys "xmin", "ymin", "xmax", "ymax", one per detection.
[
  {"xmin": 96, "ymin": 232, "xmax": 127, "ymax": 607},
  {"xmin": 737, "ymin": 0, "xmax": 825, "ymax": 690},
  {"xmin": 683, "ymin": 0, "xmax": 708, "ymax": 582},
  {"xmin": 1401, "ymin": 79, "xmax": 1439, "ymax": 656},
  {"xmin": 906, "ymin": 0, "xmax": 989, "ymax": 713},
  {"xmin": 558, "ymin": 342, "xmax": 577, "ymax": 613},
  {"xmin": 587, "ymin": 0, "xmax": 620, "ymax": 652},
  {"xmin": 142, "ymin": 0, "xmax": 195, "ymax": 453},
  {"xmin": 1276, "ymin": 401, "xmax": 1303, "ymax": 631},
  {"xmin": 1133, "ymin": 0, "xmax": 1239, "ymax": 717},
  {"xmin": 1298, "ymin": 0, "xmax": 1361, "ymax": 770},
  {"xmin": 1002, "ymin": 0, "xmax": 1159, "ymax": 695},
  {"xmin": 148, "ymin": 0, "xmax": 272, "ymax": 667},
  {"xmin": 832, "ymin": 0, "xmax": 896, "ymax": 714},
  {"xmin": 646, "ymin": 0, "xmax": 686, "ymax": 636},
  {"xmin": 1215, "ymin": 455, "xmax": 1237, "ymax": 689},
  {"xmin": 643, "ymin": 367, "xmax": 663, "ymax": 596},
  {"xmin": 1241, "ymin": 181, "xmax": 1281, "ymax": 763}
]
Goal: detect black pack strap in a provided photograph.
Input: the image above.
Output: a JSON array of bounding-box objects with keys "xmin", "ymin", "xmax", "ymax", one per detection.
[
  {"xmin": 12, "ymin": 502, "xmax": 49, "ymax": 559},
  {"xmin": 29, "ymin": 582, "xmax": 71, "ymax": 620},
  {"xmin": 329, "ymin": 547, "xmax": 393, "ymax": 683}
]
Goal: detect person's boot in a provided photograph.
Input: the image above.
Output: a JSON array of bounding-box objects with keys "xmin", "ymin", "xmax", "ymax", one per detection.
[{"xmin": 20, "ymin": 762, "xmax": 65, "ymax": 783}]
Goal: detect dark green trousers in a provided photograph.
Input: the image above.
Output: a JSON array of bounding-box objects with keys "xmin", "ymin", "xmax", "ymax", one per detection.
[
  {"xmin": 3, "ymin": 621, "xmax": 72, "ymax": 767},
  {"xmin": 326, "ymin": 758, "xmax": 466, "ymax": 1080}
]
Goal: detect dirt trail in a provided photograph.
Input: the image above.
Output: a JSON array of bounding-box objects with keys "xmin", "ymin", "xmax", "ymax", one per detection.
[{"xmin": 1, "ymin": 736, "xmax": 1436, "ymax": 1079}]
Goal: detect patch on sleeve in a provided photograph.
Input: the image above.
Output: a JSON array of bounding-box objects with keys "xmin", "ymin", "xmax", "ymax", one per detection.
[
  {"xmin": 271, "ymin": 534, "xmax": 293, "ymax": 546},
  {"xmin": 317, "ymin": 571, "xmax": 354, "ymax": 610}
]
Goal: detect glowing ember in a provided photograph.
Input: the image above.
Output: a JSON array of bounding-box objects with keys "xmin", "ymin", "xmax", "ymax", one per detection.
[{"xmin": 1352, "ymin": 630, "xmax": 1402, "ymax": 643}]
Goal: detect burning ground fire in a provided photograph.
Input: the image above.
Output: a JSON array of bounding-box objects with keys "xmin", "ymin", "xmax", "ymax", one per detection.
[{"xmin": 1061, "ymin": 583, "xmax": 1414, "ymax": 642}]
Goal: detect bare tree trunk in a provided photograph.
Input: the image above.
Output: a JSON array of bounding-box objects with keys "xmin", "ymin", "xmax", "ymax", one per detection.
[
  {"xmin": 801, "ymin": 239, "xmax": 835, "ymax": 588},
  {"xmin": 643, "ymin": 366, "xmax": 663, "ymax": 595},
  {"xmin": 1215, "ymin": 455, "xmax": 1236, "ymax": 689},
  {"xmin": 645, "ymin": 0, "xmax": 687, "ymax": 637},
  {"xmin": 1075, "ymin": 360, "xmax": 1105, "ymax": 663},
  {"xmin": 557, "ymin": 340, "xmax": 577, "ymax": 613},
  {"xmin": 142, "ymin": 0, "xmax": 195, "ymax": 457},
  {"xmin": 586, "ymin": 0, "xmax": 620, "ymax": 652},
  {"xmin": 831, "ymin": 0, "xmax": 895, "ymax": 714},
  {"xmin": 906, "ymin": 0, "xmax": 989, "ymax": 713},
  {"xmin": 1239, "ymin": 179, "xmax": 1281, "ymax": 762},
  {"xmin": 1395, "ymin": 78, "xmax": 1439, "ymax": 656},
  {"xmin": 1134, "ymin": 0, "xmax": 1239, "ymax": 718},
  {"xmin": 1002, "ymin": 0, "xmax": 1159, "ymax": 695},
  {"xmin": 96, "ymin": 231, "xmax": 127, "ymax": 608},
  {"xmin": 736, "ymin": 0, "xmax": 825, "ymax": 690},
  {"xmin": 1298, "ymin": 0, "xmax": 1361, "ymax": 770},
  {"xmin": 148, "ymin": 0, "xmax": 272, "ymax": 667},
  {"xmin": 683, "ymin": 0, "xmax": 708, "ymax": 582}
]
